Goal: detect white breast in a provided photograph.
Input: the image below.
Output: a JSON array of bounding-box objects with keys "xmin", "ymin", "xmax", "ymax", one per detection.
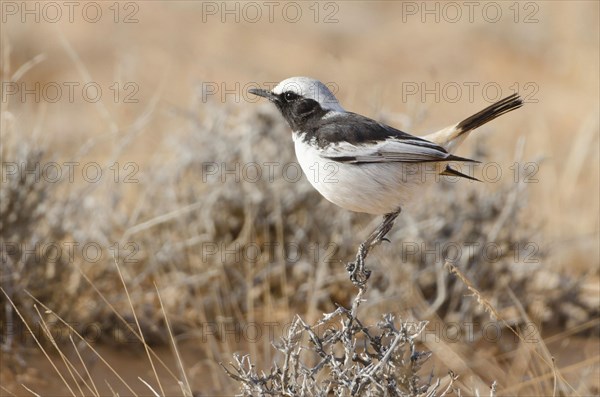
[{"xmin": 292, "ymin": 134, "xmax": 440, "ymax": 215}]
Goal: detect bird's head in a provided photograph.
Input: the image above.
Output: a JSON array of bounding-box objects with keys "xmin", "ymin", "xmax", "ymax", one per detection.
[{"xmin": 249, "ymin": 77, "xmax": 344, "ymax": 131}]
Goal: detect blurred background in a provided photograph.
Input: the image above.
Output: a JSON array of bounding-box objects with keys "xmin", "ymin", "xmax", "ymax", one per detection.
[{"xmin": 1, "ymin": 1, "xmax": 598, "ymax": 395}]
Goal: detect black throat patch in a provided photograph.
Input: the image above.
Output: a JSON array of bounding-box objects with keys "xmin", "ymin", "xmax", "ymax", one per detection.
[{"xmin": 274, "ymin": 96, "xmax": 331, "ymax": 133}]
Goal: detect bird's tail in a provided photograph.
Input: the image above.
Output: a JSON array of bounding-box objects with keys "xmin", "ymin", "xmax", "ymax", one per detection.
[{"xmin": 424, "ymin": 93, "xmax": 523, "ymax": 153}]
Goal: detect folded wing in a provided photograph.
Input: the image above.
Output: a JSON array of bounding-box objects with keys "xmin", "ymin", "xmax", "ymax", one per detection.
[{"xmin": 313, "ymin": 113, "xmax": 476, "ymax": 164}]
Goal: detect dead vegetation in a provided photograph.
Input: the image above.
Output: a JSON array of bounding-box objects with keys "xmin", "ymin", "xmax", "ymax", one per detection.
[
  {"xmin": 1, "ymin": 6, "xmax": 599, "ymax": 390},
  {"xmin": 1, "ymin": 87, "xmax": 598, "ymax": 394}
]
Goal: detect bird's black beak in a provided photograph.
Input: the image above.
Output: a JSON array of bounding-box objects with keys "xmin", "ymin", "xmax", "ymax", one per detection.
[{"xmin": 249, "ymin": 88, "xmax": 277, "ymax": 101}]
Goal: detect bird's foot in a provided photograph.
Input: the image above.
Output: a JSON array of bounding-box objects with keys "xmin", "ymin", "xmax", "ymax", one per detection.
[
  {"xmin": 347, "ymin": 244, "xmax": 371, "ymax": 287},
  {"xmin": 346, "ymin": 210, "xmax": 400, "ymax": 287}
]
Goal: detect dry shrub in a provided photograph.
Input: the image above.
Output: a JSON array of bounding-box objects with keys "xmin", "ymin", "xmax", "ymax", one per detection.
[
  {"xmin": 1, "ymin": 85, "xmax": 597, "ymax": 394},
  {"xmin": 2, "ymin": 93, "xmax": 597, "ymax": 339}
]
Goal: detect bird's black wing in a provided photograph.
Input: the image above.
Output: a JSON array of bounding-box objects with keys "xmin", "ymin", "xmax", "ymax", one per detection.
[{"xmin": 306, "ymin": 112, "xmax": 474, "ymax": 164}]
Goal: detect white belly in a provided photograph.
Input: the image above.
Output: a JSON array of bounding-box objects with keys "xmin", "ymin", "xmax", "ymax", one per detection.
[{"xmin": 294, "ymin": 139, "xmax": 440, "ymax": 215}]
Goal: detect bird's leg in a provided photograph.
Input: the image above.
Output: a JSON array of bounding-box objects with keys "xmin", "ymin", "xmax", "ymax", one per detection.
[{"xmin": 347, "ymin": 209, "xmax": 401, "ymax": 286}]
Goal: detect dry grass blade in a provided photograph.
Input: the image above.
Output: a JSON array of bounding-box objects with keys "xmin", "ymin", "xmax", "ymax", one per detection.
[
  {"xmin": 113, "ymin": 258, "xmax": 165, "ymax": 396},
  {"xmin": 75, "ymin": 270, "xmax": 181, "ymax": 381},
  {"xmin": 446, "ymin": 263, "xmax": 584, "ymax": 396},
  {"xmin": 542, "ymin": 318, "xmax": 600, "ymax": 345},
  {"xmin": 9, "ymin": 53, "xmax": 47, "ymax": 82},
  {"xmin": 0, "ymin": 288, "xmax": 77, "ymax": 397},
  {"xmin": 0, "ymin": 384, "xmax": 18, "ymax": 397},
  {"xmin": 445, "ymin": 262, "xmax": 501, "ymax": 320},
  {"xmin": 32, "ymin": 304, "xmax": 89, "ymax": 396},
  {"xmin": 506, "ymin": 288, "xmax": 578, "ymax": 395},
  {"xmin": 23, "ymin": 291, "xmax": 139, "ymax": 396},
  {"xmin": 69, "ymin": 335, "xmax": 100, "ymax": 397},
  {"xmin": 487, "ymin": 137, "xmax": 526, "ymax": 243},
  {"xmin": 56, "ymin": 28, "xmax": 118, "ymax": 134},
  {"xmin": 155, "ymin": 282, "xmax": 193, "ymax": 397},
  {"xmin": 19, "ymin": 384, "xmax": 41, "ymax": 397},
  {"xmin": 139, "ymin": 377, "xmax": 161, "ymax": 397},
  {"xmin": 500, "ymin": 355, "xmax": 600, "ymax": 395}
]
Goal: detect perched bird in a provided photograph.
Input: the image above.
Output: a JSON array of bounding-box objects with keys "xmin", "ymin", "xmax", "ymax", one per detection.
[{"xmin": 249, "ymin": 77, "xmax": 522, "ymax": 283}]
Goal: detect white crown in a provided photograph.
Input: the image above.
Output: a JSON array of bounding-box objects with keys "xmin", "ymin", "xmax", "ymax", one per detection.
[{"xmin": 273, "ymin": 77, "xmax": 345, "ymax": 112}]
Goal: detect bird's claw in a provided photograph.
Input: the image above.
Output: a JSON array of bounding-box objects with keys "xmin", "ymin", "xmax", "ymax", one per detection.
[{"xmin": 348, "ymin": 255, "xmax": 371, "ymax": 287}]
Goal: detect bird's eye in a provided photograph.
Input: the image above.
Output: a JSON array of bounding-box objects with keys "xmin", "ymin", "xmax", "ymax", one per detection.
[{"xmin": 283, "ymin": 92, "xmax": 299, "ymax": 101}]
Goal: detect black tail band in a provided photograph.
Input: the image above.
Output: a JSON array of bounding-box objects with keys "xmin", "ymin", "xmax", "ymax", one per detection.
[{"xmin": 456, "ymin": 93, "xmax": 523, "ymax": 133}]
